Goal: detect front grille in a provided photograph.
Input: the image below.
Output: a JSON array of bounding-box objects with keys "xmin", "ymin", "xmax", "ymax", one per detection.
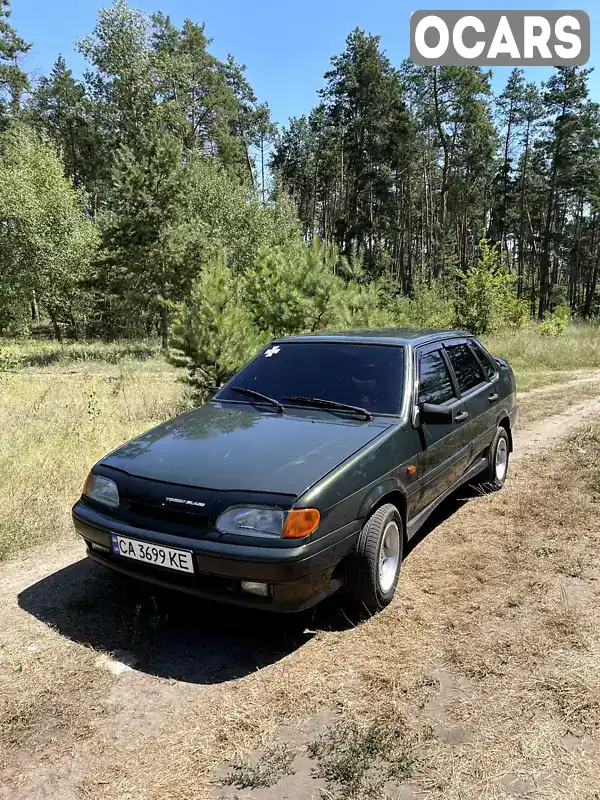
[{"xmin": 126, "ymin": 500, "xmax": 213, "ymax": 532}]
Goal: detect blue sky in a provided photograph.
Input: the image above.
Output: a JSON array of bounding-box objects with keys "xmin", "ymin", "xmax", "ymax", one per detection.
[{"xmin": 10, "ymin": 0, "xmax": 600, "ymax": 127}]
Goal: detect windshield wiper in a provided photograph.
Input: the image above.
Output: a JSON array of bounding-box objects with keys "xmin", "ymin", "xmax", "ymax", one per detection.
[
  {"xmin": 284, "ymin": 396, "xmax": 372, "ymax": 421},
  {"xmin": 230, "ymin": 386, "xmax": 284, "ymax": 413}
]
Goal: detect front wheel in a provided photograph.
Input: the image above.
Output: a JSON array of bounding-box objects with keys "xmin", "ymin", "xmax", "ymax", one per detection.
[{"xmin": 349, "ymin": 503, "xmax": 404, "ymax": 615}]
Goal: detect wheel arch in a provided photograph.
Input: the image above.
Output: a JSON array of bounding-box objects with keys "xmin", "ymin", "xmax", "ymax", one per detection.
[
  {"xmin": 497, "ymin": 414, "xmax": 513, "ymax": 452},
  {"xmin": 358, "ymin": 483, "xmax": 408, "ymax": 543}
]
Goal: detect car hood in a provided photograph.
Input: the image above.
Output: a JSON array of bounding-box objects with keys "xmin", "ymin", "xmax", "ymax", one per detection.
[{"xmin": 101, "ymin": 402, "xmax": 392, "ymax": 496}]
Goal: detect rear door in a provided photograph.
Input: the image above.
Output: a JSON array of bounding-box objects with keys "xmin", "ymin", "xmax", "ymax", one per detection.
[
  {"xmin": 414, "ymin": 343, "xmax": 470, "ymax": 513},
  {"xmin": 443, "ymin": 339, "xmax": 498, "ymax": 463}
]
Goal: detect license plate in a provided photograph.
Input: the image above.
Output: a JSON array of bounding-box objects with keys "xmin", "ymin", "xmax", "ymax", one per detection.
[{"xmin": 110, "ymin": 534, "xmax": 194, "ymax": 574}]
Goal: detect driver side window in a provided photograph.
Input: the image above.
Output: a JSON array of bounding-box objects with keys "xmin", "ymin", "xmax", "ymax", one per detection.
[{"xmin": 418, "ymin": 350, "xmax": 456, "ymax": 406}]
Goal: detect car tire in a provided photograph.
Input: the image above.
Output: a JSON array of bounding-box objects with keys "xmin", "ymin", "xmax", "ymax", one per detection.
[
  {"xmin": 478, "ymin": 426, "xmax": 510, "ymax": 491},
  {"xmin": 350, "ymin": 503, "xmax": 404, "ymax": 615}
]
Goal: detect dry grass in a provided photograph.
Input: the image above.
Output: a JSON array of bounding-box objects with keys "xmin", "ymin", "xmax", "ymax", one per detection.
[
  {"xmin": 0, "ymin": 636, "xmax": 112, "ymax": 771},
  {"xmin": 0, "ymin": 354, "xmax": 188, "ymax": 561},
  {"xmin": 0, "ymin": 338, "xmax": 162, "ymax": 370}
]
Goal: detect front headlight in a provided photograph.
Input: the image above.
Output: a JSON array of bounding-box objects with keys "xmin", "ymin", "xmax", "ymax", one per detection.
[
  {"xmin": 216, "ymin": 506, "xmax": 320, "ymax": 539},
  {"xmin": 216, "ymin": 506, "xmax": 285, "ymax": 538},
  {"xmin": 83, "ymin": 473, "xmax": 119, "ymax": 508}
]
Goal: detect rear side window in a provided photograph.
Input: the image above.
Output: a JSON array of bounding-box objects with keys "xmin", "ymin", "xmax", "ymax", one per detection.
[
  {"xmin": 470, "ymin": 340, "xmax": 496, "ymax": 382},
  {"xmin": 418, "ymin": 350, "xmax": 456, "ymax": 406},
  {"xmin": 445, "ymin": 343, "xmax": 486, "ymax": 394}
]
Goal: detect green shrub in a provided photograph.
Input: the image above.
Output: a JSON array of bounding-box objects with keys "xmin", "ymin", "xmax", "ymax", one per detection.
[
  {"xmin": 330, "ymin": 277, "xmax": 400, "ymax": 330},
  {"xmin": 243, "ymin": 237, "xmax": 402, "ymax": 336},
  {"xmin": 0, "ymin": 345, "xmax": 19, "ymax": 372},
  {"xmin": 0, "ymin": 288, "xmax": 31, "ymax": 337},
  {"xmin": 243, "ymin": 238, "xmax": 339, "ymax": 336},
  {"xmin": 405, "ymin": 273, "xmax": 455, "ymax": 329},
  {"xmin": 554, "ymin": 304, "xmax": 571, "ymax": 324},
  {"xmin": 170, "ymin": 239, "xmax": 405, "ymax": 395},
  {"xmin": 169, "ymin": 255, "xmax": 266, "ymax": 400},
  {"xmin": 539, "ymin": 305, "xmax": 570, "ymax": 337},
  {"xmin": 455, "ymin": 235, "xmax": 529, "ymax": 334}
]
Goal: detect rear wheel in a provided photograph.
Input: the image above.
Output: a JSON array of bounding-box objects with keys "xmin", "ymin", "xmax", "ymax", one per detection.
[
  {"xmin": 349, "ymin": 503, "xmax": 403, "ymax": 614},
  {"xmin": 478, "ymin": 426, "xmax": 510, "ymax": 491}
]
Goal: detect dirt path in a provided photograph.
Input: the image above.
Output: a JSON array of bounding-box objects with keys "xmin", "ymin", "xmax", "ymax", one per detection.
[
  {"xmin": 513, "ymin": 395, "xmax": 600, "ymax": 459},
  {"xmin": 516, "ymin": 369, "xmax": 600, "ymax": 399},
  {"xmin": 1, "ymin": 391, "xmax": 600, "ymax": 800}
]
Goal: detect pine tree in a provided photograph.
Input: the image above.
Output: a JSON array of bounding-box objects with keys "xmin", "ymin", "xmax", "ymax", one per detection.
[
  {"xmin": 170, "ymin": 254, "xmax": 264, "ymax": 399},
  {"xmin": 0, "ymin": 0, "xmax": 30, "ymax": 121},
  {"xmin": 26, "ymin": 56, "xmax": 99, "ymax": 192},
  {"xmin": 538, "ymin": 67, "xmax": 592, "ymax": 316},
  {"xmin": 102, "ymin": 126, "xmax": 205, "ymax": 347},
  {"xmin": 489, "ymin": 68, "xmax": 526, "ymax": 251}
]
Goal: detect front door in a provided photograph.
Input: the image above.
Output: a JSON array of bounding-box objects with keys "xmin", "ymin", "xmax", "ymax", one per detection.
[{"xmin": 414, "ymin": 344, "xmax": 471, "ymax": 514}]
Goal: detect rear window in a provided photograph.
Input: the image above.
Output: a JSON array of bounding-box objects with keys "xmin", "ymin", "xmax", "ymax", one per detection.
[
  {"xmin": 445, "ymin": 343, "xmax": 486, "ymax": 394},
  {"xmin": 218, "ymin": 342, "xmax": 405, "ymax": 415}
]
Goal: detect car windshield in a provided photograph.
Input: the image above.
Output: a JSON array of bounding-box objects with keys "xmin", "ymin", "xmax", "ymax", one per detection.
[{"xmin": 217, "ymin": 342, "xmax": 405, "ymax": 416}]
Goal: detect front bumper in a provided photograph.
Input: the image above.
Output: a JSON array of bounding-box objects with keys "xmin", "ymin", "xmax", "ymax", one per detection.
[{"xmin": 72, "ymin": 501, "xmax": 359, "ymax": 612}]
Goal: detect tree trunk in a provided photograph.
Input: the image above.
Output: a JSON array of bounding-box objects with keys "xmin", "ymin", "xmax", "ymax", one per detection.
[
  {"xmin": 160, "ymin": 306, "xmax": 169, "ymax": 350},
  {"xmin": 432, "ymin": 68, "xmax": 450, "ymax": 275},
  {"xmin": 539, "ymin": 107, "xmax": 565, "ymax": 318},
  {"xmin": 584, "ymin": 248, "xmax": 600, "ymax": 317},
  {"xmin": 517, "ymin": 120, "xmax": 532, "ymax": 300},
  {"xmin": 47, "ymin": 308, "xmax": 62, "ymax": 342},
  {"xmin": 31, "ymin": 291, "xmax": 39, "ymax": 324}
]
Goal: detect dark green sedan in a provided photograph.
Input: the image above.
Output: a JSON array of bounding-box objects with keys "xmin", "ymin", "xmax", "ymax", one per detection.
[{"xmin": 72, "ymin": 329, "xmax": 517, "ymax": 614}]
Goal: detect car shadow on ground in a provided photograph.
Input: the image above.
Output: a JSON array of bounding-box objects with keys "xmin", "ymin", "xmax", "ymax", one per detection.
[
  {"xmin": 18, "ymin": 484, "xmax": 481, "ymax": 686},
  {"xmin": 18, "ymin": 556, "xmax": 321, "ymax": 685},
  {"xmin": 405, "ymin": 482, "xmax": 482, "ymax": 557}
]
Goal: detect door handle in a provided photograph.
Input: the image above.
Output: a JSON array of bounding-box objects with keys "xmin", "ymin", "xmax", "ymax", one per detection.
[
  {"xmin": 488, "ymin": 393, "xmax": 499, "ymax": 402},
  {"xmin": 454, "ymin": 411, "xmax": 469, "ymax": 423}
]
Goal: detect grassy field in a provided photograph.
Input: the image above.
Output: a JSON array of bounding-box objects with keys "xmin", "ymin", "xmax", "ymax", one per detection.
[
  {"xmin": 1, "ymin": 324, "xmax": 600, "ymax": 564},
  {"xmin": 0, "ymin": 345, "xmax": 186, "ymax": 561},
  {"xmin": 483, "ymin": 322, "xmax": 600, "ymax": 392}
]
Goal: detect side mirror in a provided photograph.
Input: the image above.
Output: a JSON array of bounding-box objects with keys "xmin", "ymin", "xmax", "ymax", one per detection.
[
  {"xmin": 419, "ymin": 402, "xmax": 453, "ymax": 425},
  {"xmin": 207, "ymin": 387, "xmax": 220, "ymax": 399}
]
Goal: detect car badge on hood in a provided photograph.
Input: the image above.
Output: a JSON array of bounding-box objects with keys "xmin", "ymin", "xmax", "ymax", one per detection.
[{"xmin": 165, "ymin": 497, "xmax": 206, "ymax": 508}]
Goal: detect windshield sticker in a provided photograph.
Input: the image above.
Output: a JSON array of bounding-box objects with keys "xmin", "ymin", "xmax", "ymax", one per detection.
[{"xmin": 264, "ymin": 346, "xmax": 281, "ymax": 358}]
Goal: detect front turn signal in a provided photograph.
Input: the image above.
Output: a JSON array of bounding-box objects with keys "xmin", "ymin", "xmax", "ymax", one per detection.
[{"xmin": 282, "ymin": 508, "xmax": 320, "ymax": 539}]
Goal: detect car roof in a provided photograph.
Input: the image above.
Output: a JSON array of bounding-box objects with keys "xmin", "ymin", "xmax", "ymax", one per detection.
[{"xmin": 274, "ymin": 327, "xmax": 474, "ymax": 347}]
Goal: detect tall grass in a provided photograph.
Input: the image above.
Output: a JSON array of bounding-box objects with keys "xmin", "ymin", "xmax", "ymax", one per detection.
[
  {"xmin": 0, "ymin": 338, "xmax": 162, "ymax": 370},
  {"xmin": 483, "ymin": 323, "xmax": 600, "ymax": 391},
  {"xmin": 0, "ymin": 361, "xmax": 188, "ymax": 561}
]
